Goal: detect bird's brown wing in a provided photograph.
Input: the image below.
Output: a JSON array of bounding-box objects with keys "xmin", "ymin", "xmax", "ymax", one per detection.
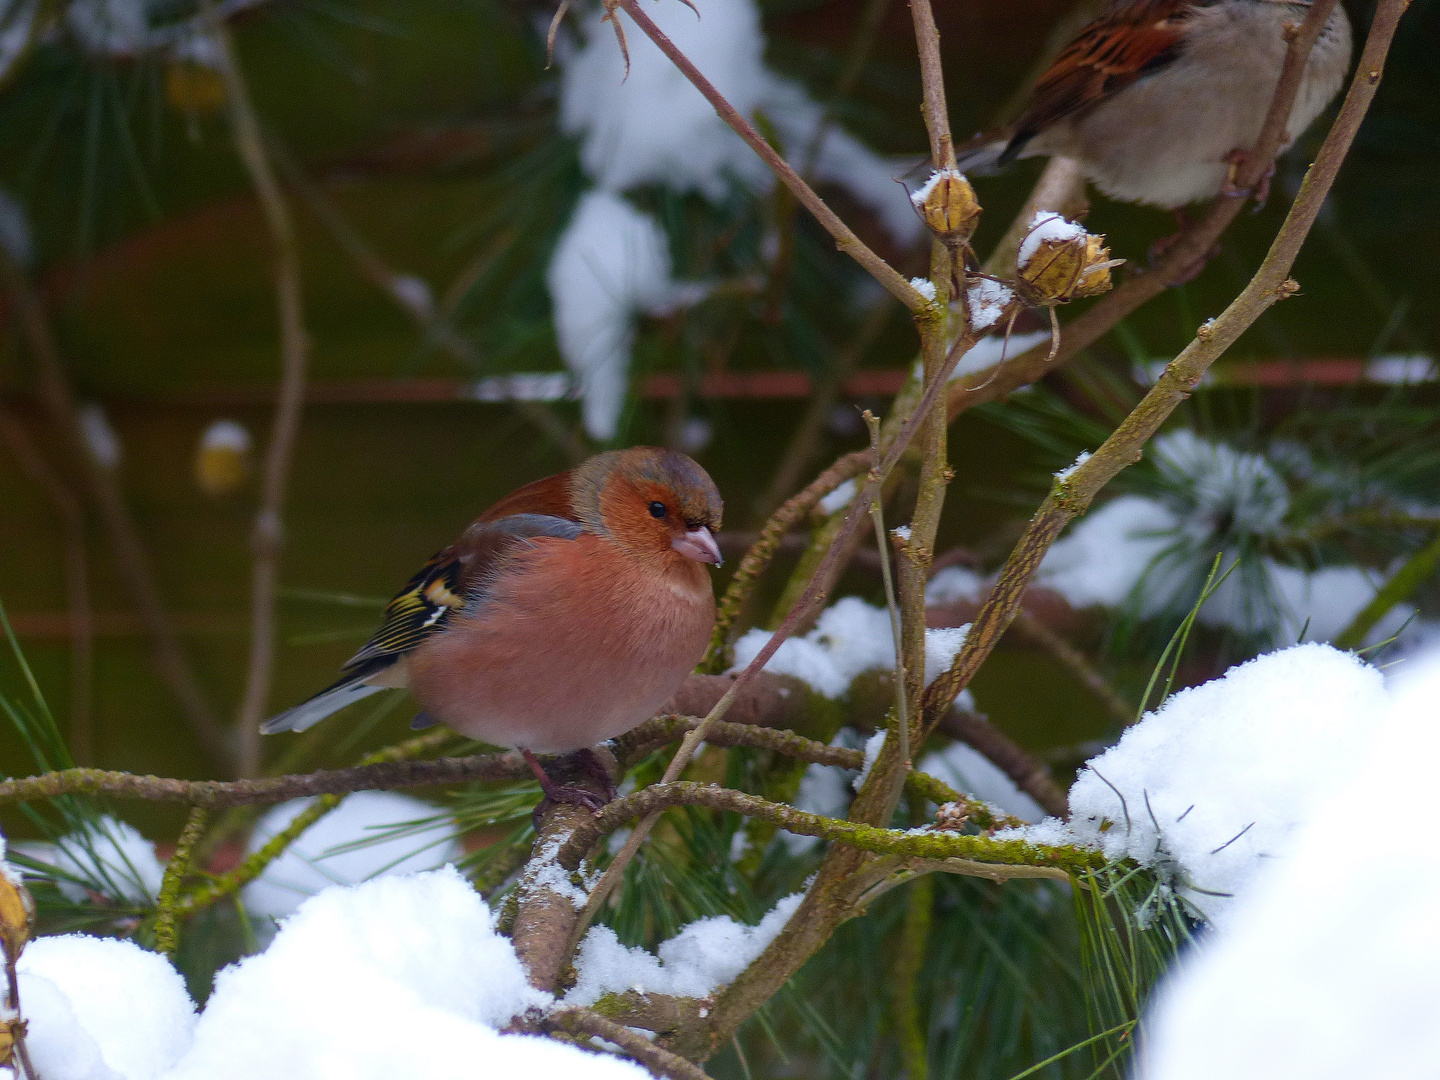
[
  {"xmin": 340, "ymin": 512, "xmax": 583, "ymax": 673},
  {"xmin": 1002, "ymin": 0, "xmax": 1196, "ymax": 162}
]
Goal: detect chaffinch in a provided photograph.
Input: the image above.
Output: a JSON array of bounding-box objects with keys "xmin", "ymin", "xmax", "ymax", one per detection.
[{"xmin": 263, "ymin": 447, "xmax": 723, "ymax": 808}]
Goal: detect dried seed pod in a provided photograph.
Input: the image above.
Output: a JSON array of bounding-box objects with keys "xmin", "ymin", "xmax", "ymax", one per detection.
[
  {"xmin": 910, "ymin": 168, "xmax": 981, "ymax": 245},
  {"xmin": 1017, "ymin": 212, "xmax": 1122, "ymax": 303},
  {"xmin": 0, "ymin": 868, "xmax": 34, "ymax": 961},
  {"xmin": 195, "ymin": 419, "xmax": 252, "ymax": 497}
]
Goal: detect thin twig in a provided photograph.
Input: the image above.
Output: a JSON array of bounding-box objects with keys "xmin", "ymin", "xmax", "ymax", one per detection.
[
  {"xmin": 153, "ymin": 805, "xmax": 208, "ymax": 957},
  {"xmin": 908, "ymin": 0, "xmax": 954, "ymax": 168},
  {"xmin": 0, "ymin": 251, "xmax": 230, "ymax": 769},
  {"xmin": 611, "ymin": 0, "xmax": 926, "ymax": 313},
  {"xmin": 923, "ymin": 0, "xmax": 1406, "ymax": 730},
  {"xmin": 0, "ymin": 404, "xmax": 93, "ymax": 763},
  {"xmin": 213, "ymin": 17, "xmax": 313, "ymax": 779},
  {"xmin": 866, "ymin": 412, "xmax": 909, "ymax": 768},
  {"xmin": 552, "ymin": 781, "xmax": 1092, "ymax": 878},
  {"xmin": 545, "ymin": 1007, "xmax": 713, "ymax": 1080}
]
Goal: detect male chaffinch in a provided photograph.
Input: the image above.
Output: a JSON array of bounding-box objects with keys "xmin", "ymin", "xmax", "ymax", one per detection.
[{"xmin": 263, "ymin": 447, "xmax": 723, "ymax": 808}]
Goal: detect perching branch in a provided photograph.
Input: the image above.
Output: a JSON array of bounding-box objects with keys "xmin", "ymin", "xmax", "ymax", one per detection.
[
  {"xmin": 610, "ymin": 0, "xmax": 927, "ymax": 313},
  {"xmin": 552, "ymin": 781, "xmax": 1095, "ymax": 878},
  {"xmin": 923, "ymin": 0, "xmax": 1407, "ymax": 729}
]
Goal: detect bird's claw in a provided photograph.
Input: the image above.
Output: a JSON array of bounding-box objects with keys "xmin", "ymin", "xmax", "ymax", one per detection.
[{"xmin": 1221, "ymin": 150, "xmax": 1275, "ymax": 208}]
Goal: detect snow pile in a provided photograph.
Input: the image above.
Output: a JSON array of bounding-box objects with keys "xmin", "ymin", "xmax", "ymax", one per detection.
[
  {"xmin": 818, "ymin": 477, "xmax": 857, "ymax": 515},
  {"xmin": 917, "ymin": 741, "xmax": 1044, "ymax": 823},
  {"xmin": 1003, "ymin": 644, "xmax": 1386, "ymax": 922},
  {"xmin": 33, "ymin": 815, "xmax": 166, "ymax": 905},
  {"xmin": 19, "ymin": 935, "xmax": 197, "ymax": 1080},
  {"xmin": 568, "ymin": 892, "xmax": 804, "ymax": 1005},
  {"xmin": 243, "ymin": 791, "xmax": 462, "ymax": 921},
  {"xmin": 545, "ymin": 190, "xmax": 675, "ymax": 440},
  {"xmin": 1138, "ymin": 652, "xmax": 1440, "ymax": 1079},
  {"xmin": 1018, "ymin": 212, "xmax": 1087, "ymax": 268},
  {"xmin": 19, "ymin": 869, "xmax": 648, "ymax": 1079},
  {"xmin": 550, "ymin": 0, "xmax": 920, "ymax": 438},
  {"xmin": 1036, "ymin": 430, "xmax": 1414, "ymax": 645},
  {"xmin": 729, "ymin": 596, "xmax": 971, "ymax": 699}
]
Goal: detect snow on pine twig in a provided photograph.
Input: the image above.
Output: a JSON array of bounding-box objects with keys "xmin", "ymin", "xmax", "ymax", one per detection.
[
  {"xmin": 997, "ymin": 644, "xmax": 1387, "ymax": 923},
  {"xmin": 1138, "ymin": 651, "xmax": 1440, "ymax": 1080},
  {"xmin": 566, "ymin": 893, "xmax": 804, "ymax": 1005}
]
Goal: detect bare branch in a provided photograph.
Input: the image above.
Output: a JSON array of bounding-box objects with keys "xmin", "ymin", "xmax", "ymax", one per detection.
[
  {"xmin": 153, "ymin": 806, "xmax": 208, "ymax": 957},
  {"xmin": 908, "ymin": 0, "xmax": 954, "ymax": 167},
  {"xmin": 544, "ymin": 1007, "xmax": 713, "ymax": 1080}
]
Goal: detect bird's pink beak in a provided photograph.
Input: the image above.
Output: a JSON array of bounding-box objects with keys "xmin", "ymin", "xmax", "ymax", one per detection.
[{"xmin": 673, "ymin": 526, "xmax": 723, "ymax": 566}]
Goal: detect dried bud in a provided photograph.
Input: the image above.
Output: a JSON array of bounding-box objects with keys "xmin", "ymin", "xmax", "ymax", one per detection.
[
  {"xmin": 0, "ymin": 868, "xmax": 34, "ymax": 961},
  {"xmin": 195, "ymin": 419, "xmax": 252, "ymax": 497},
  {"xmin": 1017, "ymin": 212, "xmax": 1122, "ymax": 303},
  {"xmin": 910, "ymin": 168, "xmax": 981, "ymax": 244},
  {"xmin": 932, "ymin": 802, "xmax": 971, "ymax": 832}
]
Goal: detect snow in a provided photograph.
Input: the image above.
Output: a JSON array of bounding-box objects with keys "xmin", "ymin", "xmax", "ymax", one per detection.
[
  {"xmin": 77, "ymin": 402, "xmax": 122, "ymax": 470},
  {"xmin": 163, "ymin": 867, "xmax": 645, "ymax": 1080},
  {"xmin": 1018, "ymin": 212, "xmax": 1087, "ymax": 268},
  {"xmin": 1010, "ymin": 644, "xmax": 1387, "ymax": 923},
  {"xmin": 1365, "ymin": 353, "xmax": 1434, "ymax": 384},
  {"xmin": 729, "ymin": 596, "xmax": 970, "ymax": 699},
  {"xmin": 966, "ymin": 279, "xmax": 1014, "ymax": 331},
  {"xmin": 1038, "ymin": 495, "xmax": 1180, "ymax": 610},
  {"xmin": 1054, "ymin": 451, "xmax": 1091, "ymax": 482},
  {"xmin": 948, "ymin": 330, "xmax": 1052, "ymax": 380},
  {"xmin": 817, "ymin": 477, "xmax": 857, "ymax": 515},
  {"xmin": 917, "ymin": 741, "xmax": 1044, "ymax": 823},
  {"xmin": 39, "ymin": 816, "xmax": 165, "ymax": 905},
  {"xmin": 891, "ymin": 524, "xmax": 912, "ymax": 542},
  {"xmin": 909, "ymin": 167, "xmax": 966, "ymax": 207},
  {"xmin": 67, "ymin": 0, "xmax": 149, "ymax": 56},
  {"xmin": 910, "ymin": 277, "xmax": 938, "ymax": 303},
  {"xmin": 558, "ymin": 0, "xmax": 919, "ymax": 241},
  {"xmin": 1138, "ymin": 651, "xmax": 1440, "ymax": 1080},
  {"xmin": 18, "ymin": 935, "xmax": 196, "ymax": 1080},
  {"xmin": 853, "ymin": 729, "xmax": 887, "ymax": 792},
  {"xmin": 243, "ymin": 792, "xmax": 462, "ymax": 922},
  {"xmin": 199, "ymin": 419, "xmax": 250, "ymax": 454},
  {"xmin": 519, "ymin": 834, "xmax": 592, "ymax": 911},
  {"xmin": 547, "ymin": 190, "xmax": 674, "ymax": 440},
  {"xmin": 0, "ymin": 187, "xmax": 32, "ymax": 267},
  {"xmin": 469, "ymin": 372, "xmax": 576, "ymax": 403},
  {"xmin": 925, "ymin": 565, "xmax": 986, "ymax": 606},
  {"xmin": 567, "ymin": 892, "xmax": 804, "ymax": 1006}
]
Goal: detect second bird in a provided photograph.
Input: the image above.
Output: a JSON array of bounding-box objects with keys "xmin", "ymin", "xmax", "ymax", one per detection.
[{"xmin": 262, "ymin": 447, "xmax": 724, "ymax": 806}]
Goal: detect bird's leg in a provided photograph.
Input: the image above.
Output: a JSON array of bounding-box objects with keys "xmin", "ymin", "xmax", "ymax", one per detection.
[
  {"xmin": 1147, "ymin": 207, "xmax": 1219, "ymax": 287},
  {"xmin": 522, "ymin": 748, "xmax": 610, "ymax": 822},
  {"xmin": 1221, "ymin": 149, "xmax": 1275, "ymax": 207}
]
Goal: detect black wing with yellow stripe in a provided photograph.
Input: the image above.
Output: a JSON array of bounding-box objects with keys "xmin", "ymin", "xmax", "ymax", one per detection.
[{"xmin": 339, "ymin": 512, "xmax": 586, "ymax": 673}]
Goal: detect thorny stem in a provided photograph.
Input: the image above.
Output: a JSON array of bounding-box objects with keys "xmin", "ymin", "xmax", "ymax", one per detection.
[
  {"xmin": 214, "ymin": 18, "xmax": 312, "ymax": 779},
  {"xmin": 0, "ymin": 404, "xmax": 93, "ymax": 763},
  {"xmin": 923, "ymin": 0, "xmax": 1407, "ymax": 731},
  {"xmin": 0, "ymin": 249, "xmax": 231, "ymax": 769},
  {"xmin": 944, "ymin": 0, "xmax": 1345, "ymax": 422},
  {"xmin": 153, "ymin": 805, "xmax": 209, "ymax": 957},
  {"xmin": 611, "ymin": 0, "xmax": 927, "ymax": 313}
]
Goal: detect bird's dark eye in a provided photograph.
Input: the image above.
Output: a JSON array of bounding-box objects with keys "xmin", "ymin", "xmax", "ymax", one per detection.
[{"xmin": 648, "ymin": 501, "xmax": 667, "ymax": 519}]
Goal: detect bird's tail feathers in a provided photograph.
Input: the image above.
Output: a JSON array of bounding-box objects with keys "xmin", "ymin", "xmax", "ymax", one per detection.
[
  {"xmin": 260, "ymin": 672, "xmax": 387, "ymax": 734},
  {"xmin": 952, "ymin": 132, "xmax": 1012, "ymax": 177}
]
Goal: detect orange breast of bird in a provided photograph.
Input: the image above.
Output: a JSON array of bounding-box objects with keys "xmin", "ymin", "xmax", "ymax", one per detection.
[{"xmin": 404, "ymin": 532, "xmax": 715, "ymax": 754}]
